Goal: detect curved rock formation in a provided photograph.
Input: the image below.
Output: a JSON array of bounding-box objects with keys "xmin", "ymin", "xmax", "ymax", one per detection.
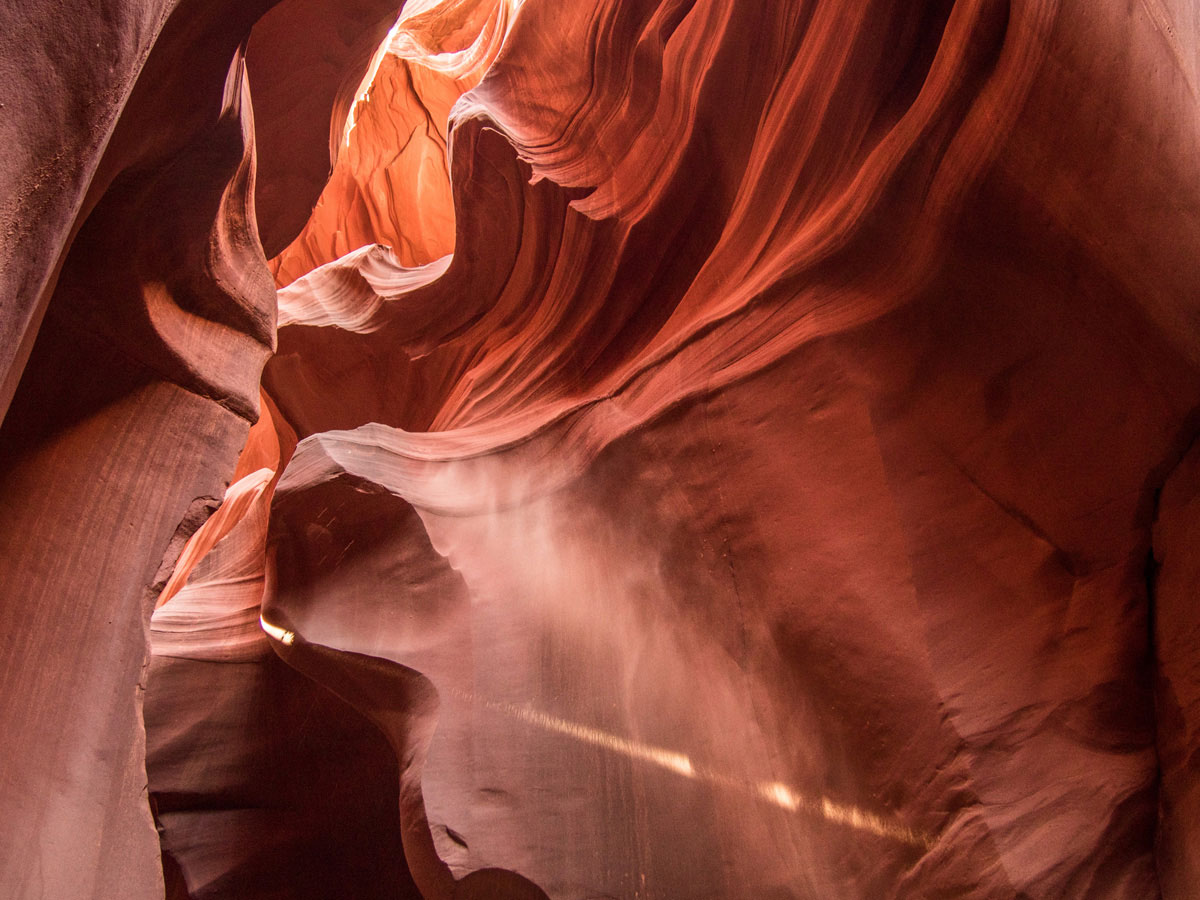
[
  {"xmin": 268, "ymin": 0, "xmax": 518, "ymax": 285},
  {"xmin": 3, "ymin": 0, "xmax": 1200, "ymax": 898},
  {"xmin": 0, "ymin": 0, "xmax": 395, "ymax": 896},
  {"xmin": 256, "ymin": 0, "xmax": 1200, "ymax": 896},
  {"xmin": 245, "ymin": 0, "xmax": 408, "ymax": 258},
  {"xmin": 0, "ymin": 24, "xmax": 276, "ymax": 897}
]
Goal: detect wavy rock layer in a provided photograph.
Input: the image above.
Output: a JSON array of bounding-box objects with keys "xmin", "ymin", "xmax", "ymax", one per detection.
[
  {"xmin": 3, "ymin": 0, "xmax": 1200, "ymax": 898},
  {"xmin": 0, "ymin": 8, "xmax": 277, "ymax": 894},
  {"xmin": 1151, "ymin": 438, "xmax": 1200, "ymax": 900},
  {"xmin": 269, "ymin": 0, "xmax": 519, "ymax": 286},
  {"xmin": 244, "ymin": 0, "xmax": 406, "ymax": 258},
  {"xmin": 252, "ymin": 0, "xmax": 1200, "ymax": 898}
]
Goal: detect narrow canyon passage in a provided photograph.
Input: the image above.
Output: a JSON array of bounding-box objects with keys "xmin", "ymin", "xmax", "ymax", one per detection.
[{"xmin": 2, "ymin": 1, "xmax": 1200, "ymax": 898}]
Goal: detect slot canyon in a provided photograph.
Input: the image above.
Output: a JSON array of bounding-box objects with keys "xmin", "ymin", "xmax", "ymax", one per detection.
[{"xmin": 2, "ymin": 0, "xmax": 1200, "ymax": 897}]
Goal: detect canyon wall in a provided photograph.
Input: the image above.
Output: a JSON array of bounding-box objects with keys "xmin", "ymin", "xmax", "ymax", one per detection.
[{"xmin": 2, "ymin": 0, "xmax": 1200, "ymax": 898}]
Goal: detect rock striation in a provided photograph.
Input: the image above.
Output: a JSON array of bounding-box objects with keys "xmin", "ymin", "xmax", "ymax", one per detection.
[
  {"xmin": 0, "ymin": 4, "xmax": 277, "ymax": 893},
  {"xmin": 2, "ymin": 0, "xmax": 1200, "ymax": 898}
]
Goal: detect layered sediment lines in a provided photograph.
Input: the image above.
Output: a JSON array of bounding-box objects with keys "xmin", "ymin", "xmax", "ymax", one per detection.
[
  {"xmin": 269, "ymin": 0, "xmax": 521, "ymax": 285},
  {"xmin": 3, "ymin": 0, "xmax": 1200, "ymax": 898},
  {"xmin": 0, "ymin": 17, "xmax": 278, "ymax": 896},
  {"xmin": 252, "ymin": 0, "xmax": 1200, "ymax": 897},
  {"xmin": 0, "ymin": 1, "xmax": 403, "ymax": 897}
]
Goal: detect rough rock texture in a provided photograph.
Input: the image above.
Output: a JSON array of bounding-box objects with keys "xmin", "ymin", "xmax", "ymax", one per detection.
[
  {"xmin": 1151, "ymin": 438, "xmax": 1200, "ymax": 900},
  {"xmin": 0, "ymin": 1, "xmax": 276, "ymax": 896},
  {"xmin": 245, "ymin": 0, "xmax": 404, "ymax": 257},
  {"xmin": 0, "ymin": 0, "xmax": 178, "ymax": 419},
  {"xmin": 268, "ymin": 0, "xmax": 518, "ymax": 285},
  {"xmin": 258, "ymin": 0, "xmax": 1200, "ymax": 896},
  {"xmin": 3, "ymin": 0, "xmax": 1200, "ymax": 898}
]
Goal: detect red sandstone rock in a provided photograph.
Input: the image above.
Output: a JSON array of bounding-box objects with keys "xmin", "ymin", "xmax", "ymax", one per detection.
[
  {"xmin": 258, "ymin": 0, "xmax": 1200, "ymax": 896},
  {"xmin": 1151, "ymin": 439, "xmax": 1200, "ymax": 900},
  {"xmin": 3, "ymin": 0, "xmax": 1200, "ymax": 898},
  {"xmin": 146, "ymin": 620, "xmax": 420, "ymax": 900},
  {"xmin": 268, "ymin": 0, "xmax": 517, "ymax": 285},
  {"xmin": 0, "ymin": 29, "xmax": 276, "ymax": 894},
  {"xmin": 0, "ymin": 0, "xmax": 383, "ymax": 896},
  {"xmin": 245, "ymin": 0, "xmax": 405, "ymax": 258},
  {"xmin": 0, "ymin": 0, "xmax": 180, "ymax": 420}
]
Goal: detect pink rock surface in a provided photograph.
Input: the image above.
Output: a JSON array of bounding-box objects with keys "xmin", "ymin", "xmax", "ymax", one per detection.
[
  {"xmin": 2, "ymin": 1, "xmax": 292, "ymax": 896},
  {"xmin": 3, "ymin": 0, "xmax": 1200, "ymax": 897},
  {"xmin": 258, "ymin": 0, "xmax": 1200, "ymax": 896}
]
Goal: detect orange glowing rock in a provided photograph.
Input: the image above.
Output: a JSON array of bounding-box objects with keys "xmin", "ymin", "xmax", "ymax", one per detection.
[
  {"xmin": 3, "ymin": 0, "xmax": 1200, "ymax": 898},
  {"xmin": 269, "ymin": 0, "xmax": 519, "ymax": 287}
]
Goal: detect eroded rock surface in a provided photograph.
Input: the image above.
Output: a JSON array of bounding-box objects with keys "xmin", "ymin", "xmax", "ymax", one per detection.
[
  {"xmin": 3, "ymin": 0, "xmax": 1200, "ymax": 898},
  {"xmin": 256, "ymin": 0, "xmax": 1200, "ymax": 896},
  {"xmin": 0, "ymin": 1, "xmax": 277, "ymax": 896}
]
